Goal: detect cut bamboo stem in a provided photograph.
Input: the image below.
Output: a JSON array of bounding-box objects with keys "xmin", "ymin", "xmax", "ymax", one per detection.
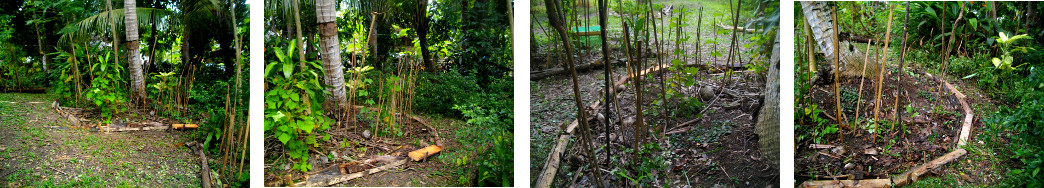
[{"xmin": 872, "ymin": 4, "xmax": 896, "ymax": 144}]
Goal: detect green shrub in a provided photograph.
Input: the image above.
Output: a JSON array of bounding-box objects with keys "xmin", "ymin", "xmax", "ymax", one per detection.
[
  {"xmin": 263, "ymin": 40, "xmax": 333, "ymax": 172},
  {"xmin": 986, "ymin": 67, "xmax": 1044, "ymax": 186},
  {"xmin": 449, "ymin": 76, "xmax": 513, "ymax": 186},
  {"xmin": 414, "ymin": 71, "xmax": 480, "ymax": 117},
  {"xmin": 83, "ymin": 52, "xmax": 126, "ymax": 123}
]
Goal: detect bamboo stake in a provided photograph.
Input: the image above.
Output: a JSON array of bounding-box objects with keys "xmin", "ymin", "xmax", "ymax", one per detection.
[
  {"xmin": 941, "ymin": 2, "xmax": 966, "ymax": 78},
  {"xmin": 893, "ymin": 2, "xmax": 911, "ymax": 130},
  {"xmin": 831, "ymin": 5, "xmax": 844, "ymax": 142},
  {"xmin": 855, "ymin": 39, "xmax": 873, "ymax": 123},
  {"xmin": 872, "ymin": 4, "xmax": 896, "ymax": 144}
]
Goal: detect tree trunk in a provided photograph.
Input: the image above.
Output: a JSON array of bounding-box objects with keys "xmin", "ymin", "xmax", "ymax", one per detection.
[
  {"xmin": 317, "ymin": 0, "xmax": 348, "ymax": 115},
  {"xmin": 941, "ymin": 3, "xmax": 965, "ymax": 77},
  {"xmin": 545, "ymin": 0, "xmax": 604, "ymax": 186},
  {"xmin": 416, "ymin": 0, "xmax": 434, "ymax": 71},
  {"xmin": 801, "ymin": 2, "xmax": 872, "ymax": 78},
  {"xmin": 756, "ymin": 34, "xmax": 780, "ymax": 166},
  {"xmin": 597, "ymin": 0, "xmax": 612, "ymax": 165},
  {"xmin": 34, "ymin": 21, "xmax": 48, "ymax": 72},
  {"xmin": 72, "ymin": 43, "xmax": 83, "ymax": 103},
  {"xmin": 293, "ymin": 0, "xmax": 306, "ymax": 63},
  {"xmin": 126, "ymin": 0, "xmax": 146, "ymax": 103},
  {"xmin": 107, "ymin": 0, "xmax": 119, "ymax": 65}
]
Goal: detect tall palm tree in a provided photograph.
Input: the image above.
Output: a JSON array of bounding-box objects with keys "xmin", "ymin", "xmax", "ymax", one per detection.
[
  {"xmin": 415, "ymin": 0, "xmax": 433, "ymax": 71},
  {"xmin": 756, "ymin": 34, "xmax": 780, "ymax": 166},
  {"xmin": 316, "ymin": 0, "xmax": 347, "ymax": 114},
  {"xmin": 125, "ymin": 0, "xmax": 145, "ymax": 102}
]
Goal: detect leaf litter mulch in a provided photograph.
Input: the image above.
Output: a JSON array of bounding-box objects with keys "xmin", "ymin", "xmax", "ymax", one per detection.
[
  {"xmin": 796, "ymin": 64, "xmax": 981, "ymax": 183},
  {"xmin": 0, "ymin": 93, "xmax": 202, "ymax": 187},
  {"xmin": 531, "ymin": 48, "xmax": 779, "ymax": 187}
]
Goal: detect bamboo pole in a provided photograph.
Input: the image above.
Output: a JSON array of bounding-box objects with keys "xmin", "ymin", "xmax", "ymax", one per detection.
[
  {"xmin": 831, "ymin": 5, "xmax": 844, "ymax": 142},
  {"xmin": 872, "ymin": 4, "xmax": 896, "ymax": 143}
]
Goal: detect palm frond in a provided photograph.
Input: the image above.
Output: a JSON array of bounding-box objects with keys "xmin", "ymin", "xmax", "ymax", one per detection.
[{"xmin": 59, "ymin": 8, "xmax": 177, "ymax": 46}]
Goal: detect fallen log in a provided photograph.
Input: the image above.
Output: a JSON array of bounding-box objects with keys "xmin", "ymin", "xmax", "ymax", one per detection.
[
  {"xmin": 100, "ymin": 122, "xmax": 200, "ymax": 132},
  {"xmin": 408, "ymin": 145, "xmax": 443, "ymax": 161},
  {"xmin": 800, "ymin": 179, "xmax": 893, "ymax": 188},
  {"xmin": 101, "ymin": 124, "xmax": 169, "ymax": 132},
  {"xmin": 924, "ymin": 73, "xmax": 973, "ymax": 147},
  {"xmin": 531, "ymin": 59, "xmax": 625, "ymax": 81},
  {"xmin": 1, "ymin": 88, "xmax": 48, "ymax": 93},
  {"xmin": 534, "ymin": 134, "xmax": 572, "ymax": 188},
  {"xmin": 189, "ymin": 142, "xmax": 213, "ymax": 188},
  {"xmin": 892, "ymin": 148, "xmax": 967, "ymax": 186},
  {"xmin": 173, "ymin": 124, "xmax": 200, "ymax": 130},
  {"xmin": 294, "ymin": 158, "xmax": 407, "ymax": 187},
  {"xmin": 717, "ymin": 24, "xmax": 757, "ymax": 33}
]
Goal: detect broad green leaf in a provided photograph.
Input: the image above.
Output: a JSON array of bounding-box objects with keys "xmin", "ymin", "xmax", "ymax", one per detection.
[
  {"xmin": 278, "ymin": 133, "xmax": 292, "ymax": 144},
  {"xmin": 300, "ymin": 120, "xmax": 315, "ymax": 133},
  {"xmin": 273, "ymin": 47, "xmax": 287, "ymax": 63},
  {"xmin": 925, "ymin": 6, "xmax": 938, "ymax": 19},
  {"xmin": 272, "ymin": 111, "xmax": 286, "ymax": 122},
  {"xmin": 265, "ymin": 63, "xmax": 278, "ymax": 78},
  {"xmin": 969, "ymin": 18, "xmax": 978, "ymax": 31},
  {"xmin": 1009, "ymin": 34, "xmax": 1032, "ymax": 43},
  {"xmin": 305, "ymin": 135, "xmax": 317, "ymax": 144},
  {"xmin": 282, "ymin": 62, "xmax": 294, "ymax": 78}
]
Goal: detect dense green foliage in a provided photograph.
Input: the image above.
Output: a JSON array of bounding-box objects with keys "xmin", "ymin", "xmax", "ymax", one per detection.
[
  {"xmin": 414, "ymin": 71, "xmax": 480, "ymax": 116},
  {"xmin": 83, "ymin": 52, "xmax": 127, "ymax": 123},
  {"xmin": 450, "ymin": 77, "xmax": 513, "ymax": 186},
  {"xmin": 984, "ymin": 68, "xmax": 1044, "ymax": 186},
  {"xmin": 264, "ymin": 40, "xmax": 333, "ymax": 172}
]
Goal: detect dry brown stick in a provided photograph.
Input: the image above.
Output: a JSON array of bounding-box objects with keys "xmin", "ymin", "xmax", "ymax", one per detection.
[
  {"xmin": 854, "ymin": 39, "xmax": 873, "ymax": 123},
  {"xmin": 831, "ymin": 5, "xmax": 844, "ymax": 142},
  {"xmin": 872, "ymin": 4, "xmax": 896, "ymax": 144},
  {"xmin": 893, "ymin": 1, "xmax": 912, "ymax": 127},
  {"xmin": 941, "ymin": 2, "xmax": 966, "ymax": 78}
]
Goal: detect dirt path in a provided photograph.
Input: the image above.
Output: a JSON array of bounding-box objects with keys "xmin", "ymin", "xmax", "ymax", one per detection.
[{"xmin": 0, "ymin": 93, "xmax": 202, "ymax": 187}]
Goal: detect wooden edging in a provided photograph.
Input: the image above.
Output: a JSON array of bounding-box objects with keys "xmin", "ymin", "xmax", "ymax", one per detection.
[
  {"xmin": 800, "ymin": 73, "xmax": 975, "ymax": 188},
  {"xmin": 294, "ymin": 159, "xmax": 407, "ymax": 187},
  {"xmin": 535, "ymin": 61, "xmax": 681, "ymax": 188}
]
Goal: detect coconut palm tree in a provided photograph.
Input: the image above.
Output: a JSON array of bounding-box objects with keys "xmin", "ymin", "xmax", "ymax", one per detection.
[
  {"xmin": 60, "ymin": 0, "xmax": 237, "ymax": 107},
  {"xmin": 315, "ymin": 0, "xmax": 348, "ymax": 115},
  {"xmin": 125, "ymin": 0, "xmax": 145, "ymax": 102}
]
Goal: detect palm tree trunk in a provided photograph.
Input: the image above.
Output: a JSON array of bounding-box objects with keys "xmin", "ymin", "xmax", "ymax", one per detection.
[
  {"xmin": 34, "ymin": 22, "xmax": 48, "ymax": 72},
  {"xmin": 317, "ymin": 0, "xmax": 348, "ymax": 115},
  {"xmin": 126, "ymin": 0, "xmax": 146, "ymax": 103},
  {"xmin": 107, "ymin": 0, "xmax": 120, "ymax": 66},
  {"xmin": 293, "ymin": 0, "xmax": 306, "ymax": 63},
  {"xmin": 756, "ymin": 34, "xmax": 780, "ymax": 166},
  {"xmin": 416, "ymin": 0, "xmax": 434, "ymax": 71},
  {"xmin": 72, "ymin": 43, "xmax": 83, "ymax": 103}
]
